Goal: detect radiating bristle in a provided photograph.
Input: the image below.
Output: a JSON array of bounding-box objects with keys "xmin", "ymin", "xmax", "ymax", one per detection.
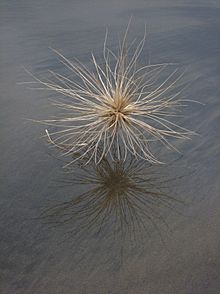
[{"xmin": 31, "ymin": 25, "xmax": 197, "ymax": 165}]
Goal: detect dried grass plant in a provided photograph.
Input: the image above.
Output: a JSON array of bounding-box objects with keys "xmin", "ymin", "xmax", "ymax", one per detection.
[{"xmin": 30, "ymin": 24, "xmax": 198, "ymax": 165}]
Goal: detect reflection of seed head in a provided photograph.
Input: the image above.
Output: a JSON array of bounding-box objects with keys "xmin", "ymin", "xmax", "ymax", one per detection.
[
  {"xmin": 34, "ymin": 25, "xmax": 196, "ymax": 165},
  {"xmin": 42, "ymin": 152, "xmax": 188, "ymax": 243}
]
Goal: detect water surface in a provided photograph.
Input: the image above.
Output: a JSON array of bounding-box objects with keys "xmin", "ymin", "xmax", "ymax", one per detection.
[{"xmin": 0, "ymin": 1, "xmax": 220, "ymax": 293}]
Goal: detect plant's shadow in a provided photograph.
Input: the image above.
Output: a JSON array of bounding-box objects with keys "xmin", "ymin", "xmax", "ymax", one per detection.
[{"xmin": 41, "ymin": 150, "xmax": 192, "ymax": 250}]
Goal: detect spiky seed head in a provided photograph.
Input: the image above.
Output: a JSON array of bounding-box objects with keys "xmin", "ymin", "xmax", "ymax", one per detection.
[{"xmin": 31, "ymin": 25, "xmax": 197, "ymax": 165}]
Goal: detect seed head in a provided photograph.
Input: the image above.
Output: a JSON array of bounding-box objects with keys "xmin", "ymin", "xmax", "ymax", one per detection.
[{"xmin": 32, "ymin": 26, "xmax": 197, "ymax": 165}]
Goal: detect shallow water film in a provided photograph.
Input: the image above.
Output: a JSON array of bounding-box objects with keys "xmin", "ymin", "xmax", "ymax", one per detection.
[{"xmin": 1, "ymin": 1, "xmax": 220, "ymax": 293}]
